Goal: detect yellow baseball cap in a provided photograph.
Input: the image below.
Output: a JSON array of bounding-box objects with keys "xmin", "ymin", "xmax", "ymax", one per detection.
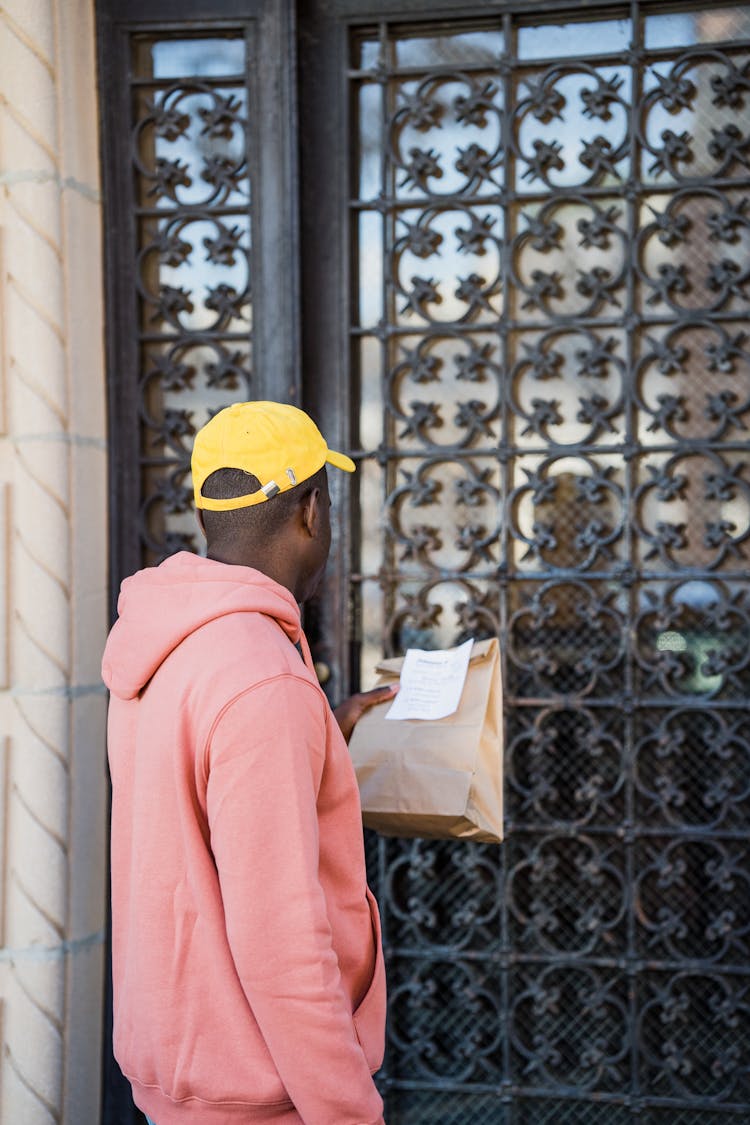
[{"xmin": 192, "ymin": 400, "xmax": 355, "ymax": 512}]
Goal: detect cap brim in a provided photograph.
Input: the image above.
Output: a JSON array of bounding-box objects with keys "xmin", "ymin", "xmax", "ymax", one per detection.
[{"xmin": 326, "ymin": 448, "xmax": 356, "ymax": 473}]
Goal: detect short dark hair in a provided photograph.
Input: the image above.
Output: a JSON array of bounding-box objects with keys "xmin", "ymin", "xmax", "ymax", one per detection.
[{"xmin": 200, "ymin": 465, "xmax": 327, "ymax": 546}]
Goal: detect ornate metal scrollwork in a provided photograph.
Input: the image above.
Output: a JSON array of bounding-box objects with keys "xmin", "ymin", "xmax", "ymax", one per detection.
[
  {"xmin": 511, "ymin": 963, "xmax": 630, "ymax": 1090},
  {"xmin": 131, "ymin": 54, "xmax": 252, "ymax": 562},
  {"xmin": 640, "ymin": 972, "xmax": 750, "ymax": 1101},
  {"xmin": 635, "ymin": 708, "xmax": 750, "ymax": 830},
  {"xmin": 508, "ymin": 832, "xmax": 627, "ymax": 952},
  {"xmin": 507, "ymin": 580, "xmax": 626, "ymax": 697},
  {"xmin": 354, "ymin": 8, "xmax": 750, "ymax": 1120},
  {"xmin": 388, "ymin": 954, "xmax": 503, "ymax": 1082},
  {"xmin": 506, "ymin": 706, "xmax": 626, "ymax": 826}
]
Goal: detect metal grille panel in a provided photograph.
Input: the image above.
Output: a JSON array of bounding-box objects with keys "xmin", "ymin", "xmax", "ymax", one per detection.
[
  {"xmin": 130, "ymin": 32, "xmax": 253, "ymax": 564},
  {"xmin": 353, "ymin": 4, "xmax": 750, "ymax": 1119}
]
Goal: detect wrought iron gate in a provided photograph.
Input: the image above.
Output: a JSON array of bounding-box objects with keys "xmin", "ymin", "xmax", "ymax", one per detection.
[
  {"xmin": 303, "ymin": 3, "xmax": 750, "ymax": 1119},
  {"xmin": 99, "ymin": 0, "xmax": 750, "ymax": 1121}
]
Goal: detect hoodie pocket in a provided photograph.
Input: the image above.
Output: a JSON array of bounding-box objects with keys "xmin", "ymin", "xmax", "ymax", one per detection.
[{"xmin": 353, "ymin": 887, "xmax": 387, "ymax": 1071}]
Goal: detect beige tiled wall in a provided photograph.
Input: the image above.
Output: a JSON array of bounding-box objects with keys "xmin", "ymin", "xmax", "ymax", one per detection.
[{"xmin": 0, "ymin": 0, "xmax": 108, "ymax": 1121}]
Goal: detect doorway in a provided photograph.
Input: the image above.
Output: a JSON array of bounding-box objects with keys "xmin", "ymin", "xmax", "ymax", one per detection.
[{"xmin": 98, "ymin": 1, "xmax": 750, "ymax": 1120}]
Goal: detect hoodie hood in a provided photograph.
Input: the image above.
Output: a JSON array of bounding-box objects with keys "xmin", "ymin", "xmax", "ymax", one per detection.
[{"xmin": 102, "ymin": 552, "xmax": 301, "ymax": 700}]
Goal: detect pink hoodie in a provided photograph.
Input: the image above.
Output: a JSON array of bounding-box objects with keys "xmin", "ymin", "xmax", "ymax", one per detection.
[{"xmin": 102, "ymin": 552, "xmax": 386, "ymax": 1125}]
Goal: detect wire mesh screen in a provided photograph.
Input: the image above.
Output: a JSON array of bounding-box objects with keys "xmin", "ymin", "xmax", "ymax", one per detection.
[{"xmin": 352, "ymin": 4, "xmax": 750, "ymax": 1120}]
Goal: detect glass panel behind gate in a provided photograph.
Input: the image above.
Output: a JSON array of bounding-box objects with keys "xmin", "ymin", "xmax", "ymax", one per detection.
[{"xmin": 349, "ymin": 5, "xmax": 750, "ymax": 1121}]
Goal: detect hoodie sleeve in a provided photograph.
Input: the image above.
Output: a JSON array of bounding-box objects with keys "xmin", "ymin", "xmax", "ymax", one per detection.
[{"xmin": 206, "ymin": 674, "xmax": 385, "ymax": 1125}]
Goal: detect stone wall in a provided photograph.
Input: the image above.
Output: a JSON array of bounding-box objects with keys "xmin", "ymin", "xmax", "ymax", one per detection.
[{"xmin": 0, "ymin": 0, "xmax": 108, "ymax": 1120}]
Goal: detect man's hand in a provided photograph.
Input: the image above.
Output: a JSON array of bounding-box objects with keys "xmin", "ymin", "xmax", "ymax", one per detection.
[{"xmin": 333, "ymin": 684, "xmax": 398, "ymax": 744}]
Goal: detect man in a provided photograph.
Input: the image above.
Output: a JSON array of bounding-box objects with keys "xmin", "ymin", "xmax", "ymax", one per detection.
[{"xmin": 102, "ymin": 401, "xmax": 395, "ymax": 1124}]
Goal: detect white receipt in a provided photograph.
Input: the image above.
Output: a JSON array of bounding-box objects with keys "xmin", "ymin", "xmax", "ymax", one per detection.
[{"xmin": 385, "ymin": 638, "xmax": 474, "ymax": 721}]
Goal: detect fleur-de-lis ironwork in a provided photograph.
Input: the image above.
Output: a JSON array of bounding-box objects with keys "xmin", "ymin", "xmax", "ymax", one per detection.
[
  {"xmin": 649, "ymin": 128, "xmax": 693, "ymax": 177},
  {"xmin": 201, "ymin": 154, "xmax": 243, "ymax": 193},
  {"xmin": 205, "ymin": 349, "xmax": 248, "ymax": 389},
  {"xmin": 711, "ymin": 60, "xmax": 750, "ymax": 108},
  {"xmin": 397, "ymin": 342, "xmax": 441, "ymax": 383},
  {"xmin": 455, "ymin": 213, "xmax": 496, "ymax": 255},
  {"xmin": 400, "ymin": 274, "xmax": 441, "ymax": 316},
  {"xmin": 707, "ymin": 197, "xmax": 749, "ymax": 243},
  {"xmin": 454, "ymin": 142, "xmax": 495, "ymax": 183},
  {"xmin": 400, "ymin": 146, "xmax": 442, "ymax": 189},
  {"xmin": 523, "ymin": 74, "xmax": 565, "ymax": 124},
  {"xmin": 397, "ymin": 399, "xmax": 442, "ymax": 439},
  {"xmin": 147, "ymin": 99, "xmax": 190, "ymax": 141},
  {"xmin": 148, "ymin": 156, "xmax": 192, "ymax": 197},
  {"xmin": 454, "ymin": 79, "xmax": 498, "ymax": 127},
  {"xmin": 198, "ymin": 93, "xmax": 244, "ymax": 139},
  {"xmin": 653, "ymin": 71, "xmax": 695, "ymax": 113},
  {"xmin": 581, "ymin": 73, "xmax": 625, "ymax": 120},
  {"xmin": 522, "ymin": 138, "xmax": 565, "ymax": 182}
]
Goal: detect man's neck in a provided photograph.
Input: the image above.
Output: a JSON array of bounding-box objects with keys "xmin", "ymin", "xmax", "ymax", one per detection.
[{"xmin": 206, "ymin": 546, "xmax": 301, "ymax": 601}]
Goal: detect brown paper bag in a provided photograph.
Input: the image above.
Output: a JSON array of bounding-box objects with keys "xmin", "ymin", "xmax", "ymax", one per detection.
[{"xmin": 349, "ymin": 638, "xmax": 503, "ymax": 843}]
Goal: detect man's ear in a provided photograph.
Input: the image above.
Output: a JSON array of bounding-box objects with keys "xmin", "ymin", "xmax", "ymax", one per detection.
[{"xmin": 300, "ymin": 487, "xmax": 320, "ymax": 538}]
